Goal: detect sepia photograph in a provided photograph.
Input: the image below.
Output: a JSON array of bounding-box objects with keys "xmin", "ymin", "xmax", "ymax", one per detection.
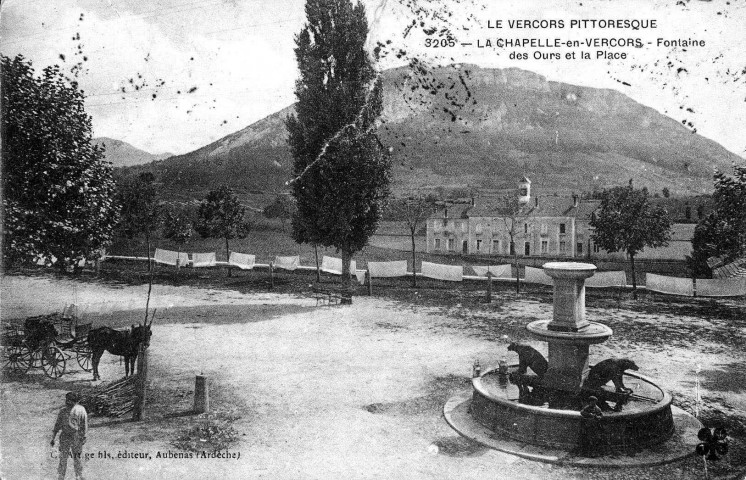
[{"xmin": 1, "ymin": 0, "xmax": 744, "ymax": 478}]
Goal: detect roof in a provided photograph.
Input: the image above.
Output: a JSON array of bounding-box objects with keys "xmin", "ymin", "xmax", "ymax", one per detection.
[
  {"xmin": 467, "ymin": 195, "xmax": 599, "ymax": 220},
  {"xmin": 713, "ymin": 257, "xmax": 746, "ymax": 279},
  {"xmin": 428, "ymin": 204, "xmax": 472, "ymax": 219},
  {"xmin": 650, "ymin": 196, "xmax": 714, "ymax": 223}
]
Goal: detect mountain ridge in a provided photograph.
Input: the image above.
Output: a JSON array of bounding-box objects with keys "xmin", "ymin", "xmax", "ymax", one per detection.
[
  {"xmin": 118, "ymin": 65, "xmax": 742, "ymax": 198},
  {"xmin": 95, "ymin": 137, "xmax": 172, "ymax": 168}
]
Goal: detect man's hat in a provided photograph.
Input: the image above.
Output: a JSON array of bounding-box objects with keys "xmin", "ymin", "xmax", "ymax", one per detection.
[
  {"xmin": 588, "ymin": 396, "xmax": 598, "ymax": 402},
  {"xmin": 66, "ymin": 391, "xmax": 80, "ymax": 403}
]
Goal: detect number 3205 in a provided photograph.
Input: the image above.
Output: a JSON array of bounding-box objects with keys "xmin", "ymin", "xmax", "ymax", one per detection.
[{"xmin": 425, "ymin": 38, "xmax": 456, "ymax": 48}]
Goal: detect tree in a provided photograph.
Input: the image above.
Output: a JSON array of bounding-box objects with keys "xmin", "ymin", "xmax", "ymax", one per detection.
[
  {"xmin": 662, "ymin": 187, "xmax": 670, "ymax": 198},
  {"xmin": 263, "ymin": 195, "xmax": 296, "ymax": 232},
  {"xmin": 116, "ymin": 172, "xmax": 161, "ymax": 271},
  {"xmin": 390, "ymin": 196, "xmax": 435, "ymax": 287},
  {"xmin": 501, "ymin": 195, "xmax": 529, "ymax": 293},
  {"xmin": 194, "ymin": 186, "xmax": 251, "ymax": 277},
  {"xmin": 286, "ymin": 0, "xmax": 391, "ymax": 290},
  {"xmin": 689, "ymin": 164, "xmax": 746, "ymax": 276},
  {"xmin": 162, "ymin": 205, "xmax": 193, "ymax": 264},
  {"xmin": 590, "ymin": 181, "xmax": 672, "ymax": 298},
  {"xmin": 1, "ymin": 55, "xmax": 117, "ymax": 271}
]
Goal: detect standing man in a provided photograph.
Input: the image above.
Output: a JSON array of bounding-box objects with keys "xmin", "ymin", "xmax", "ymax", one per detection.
[{"xmin": 51, "ymin": 391, "xmax": 88, "ymax": 480}]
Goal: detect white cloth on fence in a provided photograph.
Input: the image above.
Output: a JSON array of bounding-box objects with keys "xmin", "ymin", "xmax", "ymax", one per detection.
[
  {"xmin": 696, "ymin": 277, "xmax": 746, "ymax": 297},
  {"xmin": 471, "ymin": 264, "xmax": 512, "ymax": 278},
  {"xmin": 355, "ymin": 270, "xmax": 367, "ymax": 284},
  {"xmin": 367, "ymin": 260, "xmax": 408, "ymax": 278},
  {"xmin": 35, "ymin": 255, "xmax": 58, "ymax": 266},
  {"xmin": 154, "ymin": 248, "xmax": 189, "ymax": 266},
  {"xmin": 320, "ymin": 256, "xmax": 356, "ymax": 276},
  {"xmin": 524, "ymin": 266, "xmax": 553, "ymax": 286},
  {"xmin": 229, "ymin": 252, "xmax": 256, "ymax": 270},
  {"xmin": 421, "ymin": 261, "xmax": 463, "ymax": 282},
  {"xmin": 273, "ymin": 255, "xmax": 300, "ymax": 271},
  {"xmin": 192, "ymin": 252, "xmax": 217, "ymax": 267},
  {"xmin": 646, "ymin": 273, "xmax": 694, "ymax": 296},
  {"xmin": 585, "ymin": 271, "xmax": 627, "ymax": 288}
]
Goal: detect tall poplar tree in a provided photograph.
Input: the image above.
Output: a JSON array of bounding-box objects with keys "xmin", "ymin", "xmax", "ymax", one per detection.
[{"xmin": 286, "ymin": 0, "xmax": 391, "ymax": 289}]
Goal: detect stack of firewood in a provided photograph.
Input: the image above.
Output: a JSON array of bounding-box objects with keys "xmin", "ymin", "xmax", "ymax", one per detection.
[{"xmin": 79, "ymin": 375, "xmax": 138, "ymax": 417}]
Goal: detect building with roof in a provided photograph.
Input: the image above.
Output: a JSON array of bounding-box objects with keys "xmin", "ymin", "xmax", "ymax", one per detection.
[{"xmin": 425, "ymin": 178, "xmax": 701, "ymax": 261}]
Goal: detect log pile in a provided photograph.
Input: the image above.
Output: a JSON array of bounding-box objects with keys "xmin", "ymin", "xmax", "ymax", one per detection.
[{"xmin": 79, "ymin": 375, "xmax": 139, "ymax": 417}]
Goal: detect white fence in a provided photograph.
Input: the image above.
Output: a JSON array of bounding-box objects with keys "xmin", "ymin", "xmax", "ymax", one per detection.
[
  {"xmin": 524, "ymin": 266, "xmax": 553, "ymax": 286},
  {"xmin": 420, "ymin": 262, "xmax": 463, "ymax": 282},
  {"xmin": 646, "ymin": 273, "xmax": 694, "ymax": 297},
  {"xmin": 696, "ymin": 277, "xmax": 746, "ymax": 297},
  {"xmin": 99, "ymin": 254, "xmax": 746, "ymax": 298},
  {"xmin": 585, "ymin": 271, "xmax": 627, "ymax": 288}
]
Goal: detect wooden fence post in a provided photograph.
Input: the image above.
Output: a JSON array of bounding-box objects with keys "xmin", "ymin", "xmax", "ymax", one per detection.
[
  {"xmin": 269, "ymin": 262, "xmax": 275, "ymax": 289},
  {"xmin": 132, "ymin": 344, "xmax": 148, "ymax": 421},
  {"xmin": 486, "ymin": 271, "xmax": 493, "ymax": 303},
  {"xmin": 366, "ymin": 270, "xmax": 373, "ymax": 296},
  {"xmin": 194, "ymin": 375, "xmax": 209, "ymax": 414}
]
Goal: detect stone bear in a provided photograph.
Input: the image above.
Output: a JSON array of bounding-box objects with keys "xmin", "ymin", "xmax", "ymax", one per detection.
[
  {"xmin": 507, "ymin": 342, "xmax": 548, "ymax": 377},
  {"xmin": 583, "ymin": 358, "xmax": 639, "ymax": 394}
]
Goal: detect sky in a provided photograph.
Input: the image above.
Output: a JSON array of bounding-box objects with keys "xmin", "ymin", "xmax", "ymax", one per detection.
[{"xmin": 1, "ymin": 0, "xmax": 744, "ymax": 157}]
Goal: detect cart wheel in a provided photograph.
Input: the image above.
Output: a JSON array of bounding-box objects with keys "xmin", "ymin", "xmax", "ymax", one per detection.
[
  {"xmin": 4, "ymin": 345, "xmax": 31, "ymax": 374},
  {"xmin": 76, "ymin": 346, "xmax": 93, "ymax": 372},
  {"xmin": 42, "ymin": 346, "xmax": 66, "ymax": 379},
  {"xmin": 30, "ymin": 346, "xmax": 46, "ymax": 368}
]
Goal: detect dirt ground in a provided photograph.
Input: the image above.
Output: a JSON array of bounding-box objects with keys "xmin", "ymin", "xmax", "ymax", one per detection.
[{"xmin": 1, "ymin": 273, "xmax": 745, "ymax": 480}]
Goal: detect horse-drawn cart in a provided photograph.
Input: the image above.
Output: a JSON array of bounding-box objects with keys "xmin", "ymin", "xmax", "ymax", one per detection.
[{"xmin": 1, "ymin": 312, "xmax": 93, "ymax": 379}]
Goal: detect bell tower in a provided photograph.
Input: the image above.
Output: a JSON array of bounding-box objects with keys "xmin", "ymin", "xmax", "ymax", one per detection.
[{"xmin": 518, "ymin": 176, "xmax": 531, "ymax": 204}]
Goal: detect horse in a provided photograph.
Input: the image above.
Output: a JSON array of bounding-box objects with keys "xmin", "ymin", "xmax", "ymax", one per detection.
[{"xmin": 88, "ymin": 320, "xmax": 152, "ymax": 381}]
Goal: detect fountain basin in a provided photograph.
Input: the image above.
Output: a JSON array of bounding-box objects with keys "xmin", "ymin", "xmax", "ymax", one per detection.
[{"xmin": 469, "ymin": 366, "xmax": 675, "ymax": 451}]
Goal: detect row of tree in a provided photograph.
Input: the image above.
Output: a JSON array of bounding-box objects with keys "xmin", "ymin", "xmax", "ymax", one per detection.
[
  {"xmin": 0, "ymin": 54, "xmax": 258, "ymax": 275},
  {"xmin": 116, "ymin": 176, "xmax": 251, "ymax": 277}
]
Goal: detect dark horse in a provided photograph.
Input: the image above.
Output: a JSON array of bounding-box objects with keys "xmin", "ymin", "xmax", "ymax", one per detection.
[{"xmin": 88, "ymin": 321, "xmax": 152, "ymax": 380}]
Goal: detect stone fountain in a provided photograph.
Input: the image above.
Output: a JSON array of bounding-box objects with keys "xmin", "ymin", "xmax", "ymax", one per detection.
[{"xmin": 444, "ymin": 262, "xmax": 702, "ymax": 466}]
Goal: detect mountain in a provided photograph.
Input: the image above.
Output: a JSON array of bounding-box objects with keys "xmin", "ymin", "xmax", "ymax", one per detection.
[
  {"xmin": 120, "ymin": 65, "xmax": 742, "ymax": 198},
  {"xmin": 95, "ymin": 137, "xmax": 172, "ymax": 168}
]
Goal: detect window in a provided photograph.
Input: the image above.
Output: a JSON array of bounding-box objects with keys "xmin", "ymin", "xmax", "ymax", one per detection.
[
  {"xmin": 509, "ymin": 242, "xmax": 515, "ymax": 256},
  {"xmin": 685, "ymin": 205, "xmax": 691, "ymax": 220},
  {"xmin": 559, "ymin": 223, "xmax": 566, "ymax": 234},
  {"xmin": 476, "ymin": 239, "xmax": 482, "ymax": 251},
  {"xmin": 540, "ymin": 224, "xmax": 548, "ymax": 236},
  {"xmin": 492, "ymin": 239, "xmax": 500, "ymax": 253},
  {"xmin": 541, "ymin": 240, "xmax": 548, "ymax": 254},
  {"xmin": 697, "ymin": 205, "xmax": 704, "ymax": 219},
  {"xmin": 559, "ymin": 241, "xmax": 567, "ymax": 254},
  {"xmin": 433, "ymin": 221, "xmax": 441, "ymax": 232},
  {"xmin": 434, "ymin": 238, "xmax": 441, "ymax": 250},
  {"xmin": 475, "ymin": 223, "xmax": 483, "ymax": 234},
  {"xmin": 593, "ymin": 243, "xmax": 601, "ymax": 253},
  {"xmin": 448, "ymin": 238, "xmax": 455, "ymax": 251},
  {"xmin": 460, "ymin": 222, "xmax": 467, "ymax": 233},
  {"xmin": 524, "ymin": 223, "xmax": 529, "ymax": 233},
  {"xmin": 524, "ymin": 242, "xmax": 531, "ymax": 256},
  {"xmin": 577, "ymin": 242, "xmax": 583, "ymax": 254}
]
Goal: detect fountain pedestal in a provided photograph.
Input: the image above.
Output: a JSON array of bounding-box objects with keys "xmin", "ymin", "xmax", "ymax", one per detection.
[{"xmin": 527, "ymin": 262, "xmax": 611, "ymax": 393}]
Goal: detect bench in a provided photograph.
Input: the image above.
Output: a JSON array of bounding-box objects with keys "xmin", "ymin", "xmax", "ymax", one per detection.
[{"xmin": 311, "ymin": 285, "xmax": 352, "ymax": 306}]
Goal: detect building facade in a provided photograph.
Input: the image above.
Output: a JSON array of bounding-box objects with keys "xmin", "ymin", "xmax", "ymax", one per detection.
[{"xmin": 425, "ymin": 178, "xmax": 704, "ymax": 262}]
